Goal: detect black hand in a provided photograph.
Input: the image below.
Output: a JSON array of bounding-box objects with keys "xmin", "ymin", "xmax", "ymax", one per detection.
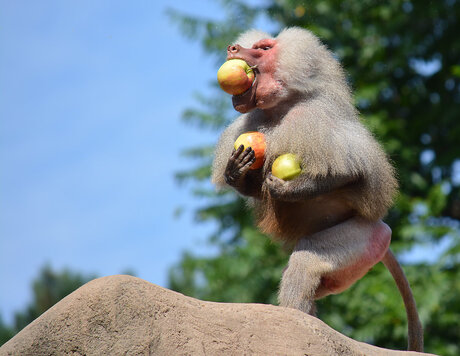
[{"xmin": 224, "ymin": 145, "xmax": 256, "ymax": 187}]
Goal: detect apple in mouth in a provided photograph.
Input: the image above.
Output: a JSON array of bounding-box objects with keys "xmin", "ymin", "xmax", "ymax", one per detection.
[{"xmin": 217, "ymin": 59, "xmax": 255, "ymax": 96}]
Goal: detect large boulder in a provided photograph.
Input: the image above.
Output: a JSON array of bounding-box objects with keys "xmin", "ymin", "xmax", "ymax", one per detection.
[{"xmin": 0, "ymin": 275, "xmax": 434, "ymax": 355}]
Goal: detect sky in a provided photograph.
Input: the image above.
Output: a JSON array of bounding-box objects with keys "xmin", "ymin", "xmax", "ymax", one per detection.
[{"xmin": 0, "ymin": 0, "xmax": 274, "ymax": 324}]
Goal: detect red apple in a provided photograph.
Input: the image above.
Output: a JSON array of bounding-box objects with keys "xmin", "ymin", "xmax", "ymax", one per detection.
[
  {"xmin": 217, "ymin": 59, "xmax": 255, "ymax": 95},
  {"xmin": 234, "ymin": 131, "xmax": 266, "ymax": 170},
  {"xmin": 272, "ymin": 153, "xmax": 302, "ymax": 180}
]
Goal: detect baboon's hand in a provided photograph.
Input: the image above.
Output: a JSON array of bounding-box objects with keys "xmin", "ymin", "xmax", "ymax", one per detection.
[
  {"xmin": 224, "ymin": 145, "xmax": 256, "ymax": 187},
  {"xmin": 265, "ymin": 173, "xmax": 291, "ymax": 199}
]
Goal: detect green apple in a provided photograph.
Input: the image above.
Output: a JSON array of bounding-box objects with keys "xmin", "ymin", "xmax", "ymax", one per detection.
[
  {"xmin": 217, "ymin": 59, "xmax": 255, "ymax": 95},
  {"xmin": 272, "ymin": 153, "xmax": 302, "ymax": 180}
]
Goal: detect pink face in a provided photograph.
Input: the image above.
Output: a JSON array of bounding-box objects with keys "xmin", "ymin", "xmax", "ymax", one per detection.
[{"xmin": 226, "ymin": 38, "xmax": 284, "ymax": 113}]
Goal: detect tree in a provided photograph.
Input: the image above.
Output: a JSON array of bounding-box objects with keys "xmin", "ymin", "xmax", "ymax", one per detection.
[
  {"xmin": 0, "ymin": 316, "xmax": 14, "ymax": 347},
  {"xmin": 168, "ymin": 1, "xmax": 460, "ymax": 355},
  {"xmin": 0, "ymin": 265, "xmax": 96, "ymax": 346}
]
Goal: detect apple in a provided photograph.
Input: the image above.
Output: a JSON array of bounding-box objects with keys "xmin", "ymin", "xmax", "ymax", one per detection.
[
  {"xmin": 272, "ymin": 153, "xmax": 302, "ymax": 180},
  {"xmin": 234, "ymin": 131, "xmax": 266, "ymax": 170},
  {"xmin": 217, "ymin": 59, "xmax": 255, "ymax": 95}
]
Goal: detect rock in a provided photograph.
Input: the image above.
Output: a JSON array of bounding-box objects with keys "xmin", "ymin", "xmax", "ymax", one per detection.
[{"xmin": 0, "ymin": 275, "xmax": 434, "ymax": 356}]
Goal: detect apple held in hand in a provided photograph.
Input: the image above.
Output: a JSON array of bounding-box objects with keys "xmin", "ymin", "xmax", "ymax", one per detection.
[
  {"xmin": 217, "ymin": 59, "xmax": 255, "ymax": 95},
  {"xmin": 272, "ymin": 153, "xmax": 302, "ymax": 180},
  {"xmin": 234, "ymin": 131, "xmax": 266, "ymax": 170}
]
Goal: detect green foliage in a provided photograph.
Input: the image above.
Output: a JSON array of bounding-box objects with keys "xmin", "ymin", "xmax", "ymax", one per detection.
[
  {"xmin": 170, "ymin": 227, "xmax": 287, "ymax": 305},
  {"xmin": 0, "ymin": 265, "xmax": 96, "ymax": 347},
  {"xmin": 168, "ymin": 1, "xmax": 460, "ymax": 355},
  {"xmin": 0, "ymin": 316, "xmax": 15, "ymax": 347}
]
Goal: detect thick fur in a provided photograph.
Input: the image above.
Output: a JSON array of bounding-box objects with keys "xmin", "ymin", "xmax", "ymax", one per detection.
[{"xmin": 212, "ymin": 28, "xmax": 397, "ymax": 243}]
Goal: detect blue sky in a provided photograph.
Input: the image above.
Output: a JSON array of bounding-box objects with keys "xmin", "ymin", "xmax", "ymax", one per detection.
[{"xmin": 0, "ymin": 0, "xmax": 271, "ymax": 324}]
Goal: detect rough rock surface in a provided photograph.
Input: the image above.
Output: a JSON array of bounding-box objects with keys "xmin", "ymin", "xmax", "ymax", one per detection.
[{"xmin": 0, "ymin": 275, "xmax": 434, "ymax": 356}]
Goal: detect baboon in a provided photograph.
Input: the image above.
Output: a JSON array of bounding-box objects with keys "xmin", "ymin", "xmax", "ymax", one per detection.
[{"xmin": 212, "ymin": 27, "xmax": 423, "ymax": 352}]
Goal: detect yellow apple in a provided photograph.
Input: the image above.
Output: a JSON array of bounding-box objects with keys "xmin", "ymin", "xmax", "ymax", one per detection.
[
  {"xmin": 272, "ymin": 154, "xmax": 302, "ymax": 180},
  {"xmin": 234, "ymin": 131, "xmax": 266, "ymax": 170},
  {"xmin": 217, "ymin": 59, "xmax": 255, "ymax": 95}
]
